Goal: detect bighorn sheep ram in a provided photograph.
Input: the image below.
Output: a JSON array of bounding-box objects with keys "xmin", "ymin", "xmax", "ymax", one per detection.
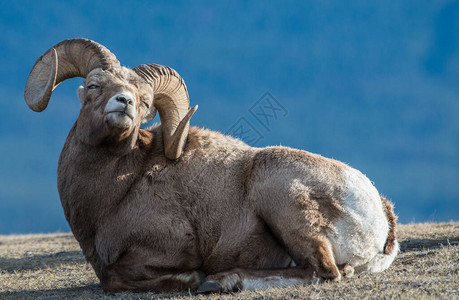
[{"xmin": 25, "ymin": 39, "xmax": 398, "ymax": 293}]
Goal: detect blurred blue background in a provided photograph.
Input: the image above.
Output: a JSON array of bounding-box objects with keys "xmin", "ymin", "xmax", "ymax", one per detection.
[{"xmin": 0, "ymin": 1, "xmax": 458, "ymax": 234}]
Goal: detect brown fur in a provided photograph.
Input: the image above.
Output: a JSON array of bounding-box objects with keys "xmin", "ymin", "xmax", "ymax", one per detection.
[
  {"xmin": 58, "ymin": 112, "xmax": 352, "ymax": 293},
  {"xmin": 381, "ymin": 196, "xmax": 398, "ymax": 255}
]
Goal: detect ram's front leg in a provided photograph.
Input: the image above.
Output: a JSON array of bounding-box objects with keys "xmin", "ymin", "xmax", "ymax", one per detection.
[
  {"xmin": 100, "ymin": 252, "xmax": 204, "ymax": 293},
  {"xmin": 197, "ymin": 267, "xmax": 316, "ymax": 293},
  {"xmin": 102, "ymin": 267, "xmax": 204, "ymax": 293}
]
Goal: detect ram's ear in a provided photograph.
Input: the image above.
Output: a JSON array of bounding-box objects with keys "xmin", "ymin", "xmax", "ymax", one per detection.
[{"xmin": 77, "ymin": 86, "xmax": 85, "ymax": 106}]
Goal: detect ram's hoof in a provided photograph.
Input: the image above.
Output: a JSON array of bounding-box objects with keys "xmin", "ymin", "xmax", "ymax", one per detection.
[
  {"xmin": 196, "ymin": 280, "xmax": 222, "ymax": 293},
  {"xmin": 339, "ymin": 263, "xmax": 355, "ymax": 278}
]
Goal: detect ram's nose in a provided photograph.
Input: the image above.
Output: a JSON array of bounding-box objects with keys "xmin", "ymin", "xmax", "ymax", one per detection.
[{"xmin": 116, "ymin": 94, "xmax": 134, "ymax": 106}]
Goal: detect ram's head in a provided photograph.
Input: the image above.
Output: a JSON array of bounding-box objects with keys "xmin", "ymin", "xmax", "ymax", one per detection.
[{"xmin": 24, "ymin": 38, "xmax": 197, "ymax": 159}]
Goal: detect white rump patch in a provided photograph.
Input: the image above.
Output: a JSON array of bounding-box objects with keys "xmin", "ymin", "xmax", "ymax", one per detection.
[
  {"xmin": 327, "ymin": 167, "xmax": 395, "ymax": 271},
  {"xmin": 356, "ymin": 240, "xmax": 400, "ymax": 273}
]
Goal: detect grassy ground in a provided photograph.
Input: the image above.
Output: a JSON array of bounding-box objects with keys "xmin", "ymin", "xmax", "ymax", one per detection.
[{"xmin": 0, "ymin": 222, "xmax": 457, "ymax": 299}]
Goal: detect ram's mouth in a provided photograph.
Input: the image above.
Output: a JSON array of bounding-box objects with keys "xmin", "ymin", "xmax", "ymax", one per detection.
[
  {"xmin": 105, "ymin": 110, "xmax": 135, "ymax": 129},
  {"xmin": 106, "ymin": 110, "xmax": 135, "ymax": 120}
]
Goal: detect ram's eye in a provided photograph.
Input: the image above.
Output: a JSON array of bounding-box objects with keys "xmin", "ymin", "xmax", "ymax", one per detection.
[
  {"xmin": 141, "ymin": 101, "xmax": 150, "ymax": 109},
  {"xmin": 88, "ymin": 84, "xmax": 100, "ymax": 90}
]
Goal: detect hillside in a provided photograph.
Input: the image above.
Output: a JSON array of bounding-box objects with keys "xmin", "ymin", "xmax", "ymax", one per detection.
[{"xmin": 0, "ymin": 222, "xmax": 457, "ymax": 299}]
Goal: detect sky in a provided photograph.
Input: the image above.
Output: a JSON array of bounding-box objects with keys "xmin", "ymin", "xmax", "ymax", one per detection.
[{"xmin": 0, "ymin": 0, "xmax": 458, "ymax": 234}]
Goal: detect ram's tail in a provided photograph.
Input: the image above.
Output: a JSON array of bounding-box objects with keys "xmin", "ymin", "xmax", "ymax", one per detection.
[{"xmin": 381, "ymin": 196, "xmax": 398, "ymax": 255}]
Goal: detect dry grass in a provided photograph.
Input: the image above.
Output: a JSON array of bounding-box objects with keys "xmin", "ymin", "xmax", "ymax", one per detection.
[{"xmin": 0, "ymin": 222, "xmax": 458, "ymax": 299}]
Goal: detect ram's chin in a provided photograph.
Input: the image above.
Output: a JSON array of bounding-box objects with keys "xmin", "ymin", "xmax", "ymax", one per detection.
[{"xmin": 106, "ymin": 112, "xmax": 133, "ymax": 130}]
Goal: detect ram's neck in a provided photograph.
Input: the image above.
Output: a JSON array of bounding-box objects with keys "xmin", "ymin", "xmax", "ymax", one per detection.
[{"xmin": 57, "ymin": 125, "xmax": 156, "ymax": 248}]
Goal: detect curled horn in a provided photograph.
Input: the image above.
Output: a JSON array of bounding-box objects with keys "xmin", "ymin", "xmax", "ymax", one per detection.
[
  {"xmin": 134, "ymin": 64, "xmax": 198, "ymax": 160},
  {"xmin": 25, "ymin": 38, "xmax": 120, "ymax": 112}
]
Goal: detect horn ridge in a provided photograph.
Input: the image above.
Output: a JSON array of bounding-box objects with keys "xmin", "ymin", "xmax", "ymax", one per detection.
[{"xmin": 133, "ymin": 64, "xmax": 196, "ymax": 160}]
